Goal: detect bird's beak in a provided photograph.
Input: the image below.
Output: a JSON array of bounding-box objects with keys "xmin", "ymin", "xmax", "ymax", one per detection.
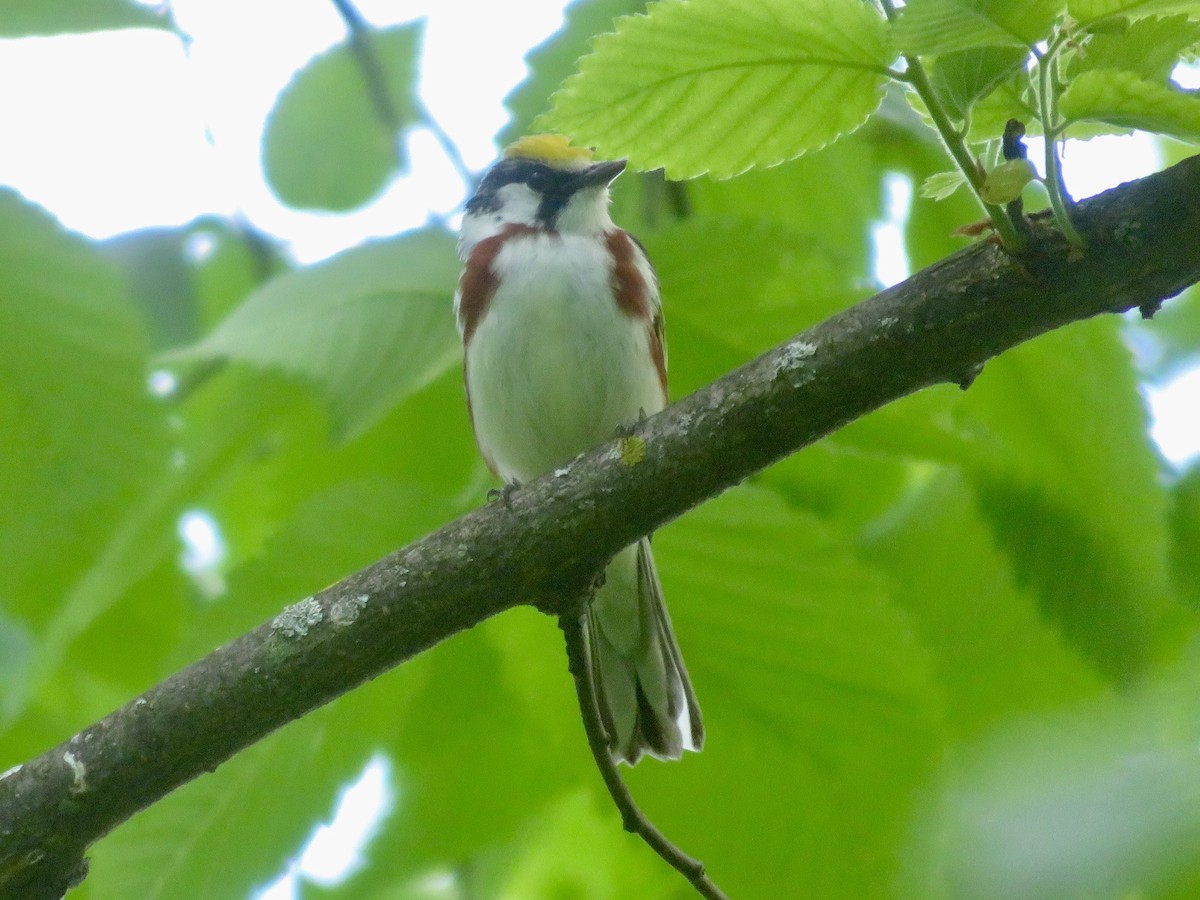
[{"xmin": 577, "ymin": 159, "xmax": 627, "ymax": 188}]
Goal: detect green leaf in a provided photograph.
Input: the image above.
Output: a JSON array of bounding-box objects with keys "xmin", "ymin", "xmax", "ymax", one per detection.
[
  {"xmin": 930, "ymin": 45, "xmax": 1031, "ymax": 119},
  {"xmin": 543, "ymin": 0, "xmax": 894, "ymax": 179},
  {"xmin": 1168, "ymin": 465, "xmax": 1200, "ymax": 609},
  {"xmin": 962, "ymin": 69, "xmax": 1038, "ymax": 140},
  {"xmin": 263, "ymin": 23, "xmax": 424, "ymax": 211},
  {"xmin": 1070, "ymin": 15, "xmax": 1200, "ymax": 82},
  {"xmin": 0, "ymin": 190, "xmax": 168, "ymax": 625},
  {"xmin": 684, "ymin": 132, "xmax": 887, "ymax": 286},
  {"xmin": 101, "ymin": 219, "xmax": 284, "ymax": 352},
  {"xmin": 955, "ymin": 320, "xmax": 1181, "ymax": 678},
  {"xmin": 1069, "ymin": 0, "xmax": 1200, "ymax": 25},
  {"xmin": 863, "ymin": 471, "xmax": 1103, "ymax": 739},
  {"xmin": 911, "ymin": 651, "xmax": 1200, "ymax": 899},
  {"xmin": 486, "ymin": 791, "xmax": 678, "ymax": 898},
  {"xmin": 166, "ymin": 227, "xmax": 461, "ymax": 442},
  {"xmin": 626, "ymin": 487, "xmax": 943, "ymax": 896},
  {"xmin": 84, "ymin": 682, "xmax": 400, "ymax": 899},
  {"xmin": 921, "ymin": 168, "xmax": 969, "ymax": 199},
  {"xmin": 1060, "ymin": 68, "xmax": 1200, "ymax": 140},
  {"xmin": 340, "ymin": 616, "xmax": 582, "ymax": 892},
  {"xmin": 892, "ymin": 0, "xmax": 1064, "ymax": 55},
  {"xmin": 980, "ymin": 157, "xmax": 1038, "ymax": 203},
  {"xmin": 644, "ymin": 215, "xmax": 863, "ymax": 374},
  {"xmin": 501, "ymin": 0, "xmax": 648, "ymax": 146},
  {"xmin": 0, "ymin": 0, "xmax": 170, "ymax": 36}
]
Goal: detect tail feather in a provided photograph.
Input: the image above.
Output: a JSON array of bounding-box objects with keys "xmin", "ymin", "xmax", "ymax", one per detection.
[{"xmin": 584, "ymin": 538, "xmax": 704, "ymax": 765}]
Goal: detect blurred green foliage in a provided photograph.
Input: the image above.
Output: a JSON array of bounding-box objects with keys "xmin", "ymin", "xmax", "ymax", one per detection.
[{"xmin": 2, "ymin": 0, "xmax": 1200, "ymax": 897}]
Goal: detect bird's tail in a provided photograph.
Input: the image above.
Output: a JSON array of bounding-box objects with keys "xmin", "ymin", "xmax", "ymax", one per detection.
[{"xmin": 584, "ymin": 538, "xmax": 704, "ymax": 765}]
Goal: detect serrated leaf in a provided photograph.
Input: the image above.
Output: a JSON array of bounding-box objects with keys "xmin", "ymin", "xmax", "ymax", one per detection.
[
  {"xmin": 1071, "ymin": 15, "xmax": 1200, "ymax": 82},
  {"xmin": 501, "ymin": 0, "xmax": 647, "ymax": 145},
  {"xmin": 963, "ymin": 69, "xmax": 1039, "ymax": 140},
  {"xmin": 922, "ymin": 168, "xmax": 969, "ymax": 199},
  {"xmin": 931, "ymin": 45, "xmax": 1031, "ymax": 119},
  {"xmin": 0, "ymin": 0, "xmax": 170, "ymax": 36},
  {"xmin": 1060, "ymin": 68, "xmax": 1200, "ymax": 140},
  {"xmin": 263, "ymin": 23, "xmax": 423, "ymax": 211},
  {"xmin": 166, "ymin": 227, "xmax": 461, "ymax": 442},
  {"xmin": 1070, "ymin": 0, "xmax": 1200, "ymax": 25},
  {"xmin": 892, "ymin": 0, "xmax": 1064, "ymax": 55},
  {"xmin": 543, "ymin": 0, "xmax": 894, "ymax": 179}
]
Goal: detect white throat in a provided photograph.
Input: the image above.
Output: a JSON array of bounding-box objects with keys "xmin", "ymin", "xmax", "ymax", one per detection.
[{"xmin": 459, "ymin": 181, "xmax": 616, "ymax": 259}]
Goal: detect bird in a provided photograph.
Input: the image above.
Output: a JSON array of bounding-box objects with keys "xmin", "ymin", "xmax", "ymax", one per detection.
[{"xmin": 453, "ymin": 134, "xmax": 704, "ymax": 765}]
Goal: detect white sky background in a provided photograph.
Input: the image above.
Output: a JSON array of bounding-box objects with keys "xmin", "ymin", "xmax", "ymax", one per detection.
[{"xmin": 1, "ymin": 2, "xmax": 1198, "ymax": 895}]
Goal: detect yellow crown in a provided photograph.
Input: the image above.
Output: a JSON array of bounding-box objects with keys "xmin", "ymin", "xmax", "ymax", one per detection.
[{"xmin": 504, "ymin": 134, "xmax": 594, "ymax": 168}]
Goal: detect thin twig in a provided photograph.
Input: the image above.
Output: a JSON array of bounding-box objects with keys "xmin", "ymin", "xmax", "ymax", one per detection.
[
  {"xmin": 330, "ymin": 0, "xmax": 475, "ymax": 188},
  {"xmin": 558, "ymin": 612, "xmax": 730, "ymax": 900},
  {"xmin": 330, "ymin": 0, "xmax": 401, "ymax": 136}
]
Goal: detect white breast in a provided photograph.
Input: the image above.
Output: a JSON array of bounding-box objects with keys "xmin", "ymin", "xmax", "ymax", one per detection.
[{"xmin": 465, "ymin": 232, "xmax": 663, "ymax": 483}]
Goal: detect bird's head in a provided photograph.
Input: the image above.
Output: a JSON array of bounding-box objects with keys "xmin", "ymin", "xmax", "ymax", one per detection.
[{"xmin": 462, "ymin": 135, "xmax": 627, "ymax": 247}]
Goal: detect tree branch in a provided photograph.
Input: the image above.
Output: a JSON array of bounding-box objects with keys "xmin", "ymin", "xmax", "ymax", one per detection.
[
  {"xmin": 331, "ymin": 0, "xmax": 475, "ymax": 187},
  {"xmin": 2, "ymin": 155, "xmax": 1199, "ymax": 899}
]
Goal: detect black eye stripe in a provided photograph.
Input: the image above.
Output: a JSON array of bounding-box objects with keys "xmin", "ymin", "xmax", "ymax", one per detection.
[{"xmin": 467, "ymin": 158, "xmax": 587, "ymax": 222}]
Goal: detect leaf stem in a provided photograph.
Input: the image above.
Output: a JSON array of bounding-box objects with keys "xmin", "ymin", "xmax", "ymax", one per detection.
[
  {"xmin": 876, "ymin": 0, "xmax": 1023, "ymax": 248},
  {"xmin": 1033, "ymin": 40, "xmax": 1087, "ymax": 247}
]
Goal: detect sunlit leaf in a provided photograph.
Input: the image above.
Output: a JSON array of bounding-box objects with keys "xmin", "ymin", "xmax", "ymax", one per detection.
[
  {"xmin": 1059, "ymin": 68, "xmax": 1200, "ymax": 141},
  {"xmin": 980, "ymin": 157, "xmax": 1038, "ymax": 203},
  {"xmin": 1070, "ymin": 15, "xmax": 1200, "ymax": 82},
  {"xmin": 892, "ymin": 0, "xmax": 1063, "ymax": 55},
  {"xmin": 502, "ymin": 0, "xmax": 647, "ymax": 145},
  {"xmin": 543, "ymin": 0, "xmax": 894, "ymax": 179},
  {"xmin": 863, "ymin": 471, "xmax": 1104, "ymax": 738},
  {"xmin": 921, "ymin": 168, "xmax": 969, "ymax": 199},
  {"xmin": 1069, "ymin": 0, "xmax": 1200, "ymax": 24},
  {"xmin": 930, "ymin": 45, "xmax": 1030, "ymax": 119}
]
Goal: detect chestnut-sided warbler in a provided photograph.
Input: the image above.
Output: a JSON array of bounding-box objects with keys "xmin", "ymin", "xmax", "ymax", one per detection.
[{"xmin": 454, "ymin": 134, "xmax": 704, "ymax": 765}]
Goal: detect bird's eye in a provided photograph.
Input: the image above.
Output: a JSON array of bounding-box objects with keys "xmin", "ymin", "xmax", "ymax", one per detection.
[{"xmin": 526, "ymin": 169, "xmax": 549, "ymax": 191}]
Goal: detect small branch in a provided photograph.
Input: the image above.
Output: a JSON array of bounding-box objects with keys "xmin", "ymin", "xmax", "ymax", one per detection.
[
  {"xmin": 331, "ymin": 0, "xmax": 475, "ymax": 188},
  {"xmin": 877, "ymin": 0, "xmax": 1024, "ymax": 248},
  {"xmin": 331, "ymin": 0, "xmax": 401, "ymax": 149},
  {"xmin": 421, "ymin": 108, "xmax": 476, "ymax": 190},
  {"xmin": 558, "ymin": 613, "xmax": 729, "ymax": 900},
  {"xmin": 1033, "ymin": 39, "xmax": 1087, "ymax": 248}
]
